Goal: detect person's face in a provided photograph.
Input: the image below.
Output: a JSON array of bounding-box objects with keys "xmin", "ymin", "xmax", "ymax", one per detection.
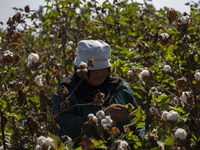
[{"xmin": 88, "ymin": 68, "xmax": 109, "ymax": 86}]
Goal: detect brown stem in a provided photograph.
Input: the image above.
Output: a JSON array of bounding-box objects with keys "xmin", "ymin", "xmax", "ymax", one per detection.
[
  {"xmin": 0, "ymin": 107, "xmax": 6, "ymax": 150},
  {"xmin": 60, "ymin": 78, "xmax": 85, "ymax": 106}
]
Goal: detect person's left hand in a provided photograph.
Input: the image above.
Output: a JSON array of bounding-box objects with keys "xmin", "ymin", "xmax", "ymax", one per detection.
[{"xmin": 105, "ymin": 104, "xmax": 130, "ymax": 122}]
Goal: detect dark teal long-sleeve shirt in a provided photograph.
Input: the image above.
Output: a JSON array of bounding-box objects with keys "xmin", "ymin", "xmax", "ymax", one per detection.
[{"xmin": 51, "ymin": 81, "xmax": 145, "ymax": 146}]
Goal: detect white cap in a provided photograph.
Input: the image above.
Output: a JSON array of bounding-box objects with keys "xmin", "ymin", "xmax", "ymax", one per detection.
[{"xmin": 74, "ymin": 40, "xmax": 112, "ymax": 70}]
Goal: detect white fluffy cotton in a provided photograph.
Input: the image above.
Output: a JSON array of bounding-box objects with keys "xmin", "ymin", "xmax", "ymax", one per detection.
[
  {"xmin": 139, "ymin": 70, "xmax": 150, "ymax": 82},
  {"xmin": 163, "ymin": 65, "xmax": 171, "ymax": 73},
  {"xmin": 45, "ymin": 137, "xmax": 54, "ymax": 147},
  {"xmin": 27, "ymin": 53, "xmax": 39, "ymax": 66},
  {"xmin": 180, "ymin": 91, "xmax": 190, "ymax": 102},
  {"xmin": 162, "ymin": 110, "xmax": 179, "ymax": 122},
  {"xmin": 149, "ymin": 107, "xmax": 158, "ymax": 115},
  {"xmin": 101, "ymin": 116, "xmax": 113, "ymax": 130},
  {"xmin": 88, "ymin": 113, "xmax": 95, "ymax": 120},
  {"xmin": 35, "ymin": 145, "xmax": 42, "ymax": 150},
  {"xmin": 167, "ymin": 110, "xmax": 179, "ymax": 122},
  {"xmin": 180, "ymin": 15, "xmax": 190, "ymax": 24},
  {"xmin": 160, "ymin": 33, "xmax": 169, "ymax": 40},
  {"xmin": 96, "ymin": 110, "xmax": 105, "ymax": 120},
  {"xmin": 116, "ymin": 140, "xmax": 129, "ymax": 150},
  {"xmin": 79, "ymin": 61, "xmax": 88, "ymax": 68},
  {"xmin": 162, "ymin": 111, "xmax": 169, "ymax": 121},
  {"xmin": 34, "ymin": 75, "xmax": 43, "ymax": 87},
  {"xmin": 3, "ymin": 50, "xmax": 13, "ymax": 57},
  {"xmin": 174, "ymin": 128, "xmax": 187, "ymax": 140},
  {"xmin": 194, "ymin": 72, "xmax": 200, "ymax": 81},
  {"xmin": 37, "ymin": 136, "xmax": 46, "ymax": 146}
]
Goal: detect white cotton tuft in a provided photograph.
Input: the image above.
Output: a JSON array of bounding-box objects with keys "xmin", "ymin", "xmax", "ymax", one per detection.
[
  {"xmin": 45, "ymin": 137, "xmax": 54, "ymax": 147},
  {"xmin": 101, "ymin": 118, "xmax": 112, "ymax": 130},
  {"xmin": 66, "ymin": 45, "xmax": 72, "ymax": 51},
  {"xmin": 88, "ymin": 113, "xmax": 95, "ymax": 120},
  {"xmin": 162, "ymin": 111, "xmax": 169, "ymax": 121},
  {"xmin": 49, "ymin": 34, "xmax": 54, "ymax": 39},
  {"xmin": 93, "ymin": 116, "xmax": 98, "ymax": 123},
  {"xmin": 174, "ymin": 128, "xmax": 187, "ymax": 140},
  {"xmin": 149, "ymin": 107, "xmax": 158, "ymax": 115},
  {"xmin": 79, "ymin": 61, "xmax": 88, "ymax": 68},
  {"xmin": 160, "ymin": 33, "xmax": 169, "ymax": 40},
  {"xmin": 116, "ymin": 140, "xmax": 129, "ymax": 149},
  {"xmin": 180, "ymin": 91, "xmax": 190, "ymax": 102},
  {"xmin": 180, "ymin": 15, "xmax": 190, "ymax": 24},
  {"xmin": 3, "ymin": 50, "xmax": 13, "ymax": 57},
  {"xmin": 68, "ymin": 41, "xmax": 73, "ymax": 46},
  {"xmin": 163, "ymin": 65, "xmax": 171, "ymax": 73},
  {"xmin": 139, "ymin": 70, "xmax": 150, "ymax": 82},
  {"xmin": 105, "ymin": 116, "xmax": 113, "ymax": 124},
  {"xmin": 167, "ymin": 110, "xmax": 179, "ymax": 122},
  {"xmin": 194, "ymin": 72, "xmax": 200, "ymax": 81},
  {"xmin": 96, "ymin": 110, "xmax": 105, "ymax": 120},
  {"xmin": 34, "ymin": 75, "xmax": 43, "ymax": 87},
  {"xmin": 35, "ymin": 145, "xmax": 42, "ymax": 150},
  {"xmin": 27, "ymin": 53, "xmax": 39, "ymax": 66},
  {"xmin": 128, "ymin": 70, "xmax": 134, "ymax": 76},
  {"xmin": 37, "ymin": 136, "xmax": 46, "ymax": 146}
]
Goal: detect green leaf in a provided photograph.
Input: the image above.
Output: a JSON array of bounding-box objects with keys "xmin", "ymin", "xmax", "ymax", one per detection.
[{"xmin": 165, "ymin": 136, "xmax": 175, "ymax": 147}]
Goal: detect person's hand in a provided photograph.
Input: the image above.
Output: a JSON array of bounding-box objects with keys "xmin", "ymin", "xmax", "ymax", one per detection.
[{"xmin": 105, "ymin": 104, "xmax": 130, "ymax": 122}]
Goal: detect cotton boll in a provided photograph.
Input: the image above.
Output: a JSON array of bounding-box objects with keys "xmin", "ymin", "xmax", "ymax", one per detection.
[
  {"xmin": 35, "ymin": 145, "xmax": 42, "ymax": 150},
  {"xmin": 27, "ymin": 53, "xmax": 39, "ymax": 66},
  {"xmin": 174, "ymin": 128, "xmax": 187, "ymax": 140},
  {"xmin": 167, "ymin": 110, "xmax": 179, "ymax": 122},
  {"xmin": 149, "ymin": 106, "xmax": 158, "ymax": 115},
  {"xmin": 34, "ymin": 75, "xmax": 43, "ymax": 87},
  {"xmin": 162, "ymin": 111, "xmax": 169, "ymax": 121},
  {"xmin": 116, "ymin": 140, "xmax": 129, "ymax": 149},
  {"xmin": 160, "ymin": 33, "xmax": 169, "ymax": 40},
  {"xmin": 194, "ymin": 72, "xmax": 200, "ymax": 81},
  {"xmin": 96, "ymin": 110, "xmax": 105, "ymax": 120},
  {"xmin": 139, "ymin": 70, "xmax": 150, "ymax": 82},
  {"xmin": 37, "ymin": 136, "xmax": 46, "ymax": 146},
  {"xmin": 88, "ymin": 113, "xmax": 95, "ymax": 120},
  {"xmin": 45, "ymin": 137, "xmax": 54, "ymax": 147},
  {"xmin": 180, "ymin": 91, "xmax": 190, "ymax": 102},
  {"xmin": 3, "ymin": 50, "xmax": 13, "ymax": 57},
  {"xmin": 79, "ymin": 61, "xmax": 88, "ymax": 68},
  {"xmin": 93, "ymin": 116, "xmax": 98, "ymax": 123},
  {"xmin": 105, "ymin": 116, "xmax": 113, "ymax": 124},
  {"xmin": 180, "ymin": 15, "xmax": 190, "ymax": 24},
  {"xmin": 68, "ymin": 41, "xmax": 73, "ymax": 46},
  {"xmin": 163, "ymin": 65, "xmax": 171, "ymax": 73}
]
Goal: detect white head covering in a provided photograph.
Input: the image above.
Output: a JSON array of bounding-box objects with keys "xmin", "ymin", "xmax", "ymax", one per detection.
[{"xmin": 74, "ymin": 40, "xmax": 112, "ymax": 70}]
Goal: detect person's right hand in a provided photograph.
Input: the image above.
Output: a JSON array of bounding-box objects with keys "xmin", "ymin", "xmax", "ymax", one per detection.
[{"xmin": 105, "ymin": 104, "xmax": 130, "ymax": 122}]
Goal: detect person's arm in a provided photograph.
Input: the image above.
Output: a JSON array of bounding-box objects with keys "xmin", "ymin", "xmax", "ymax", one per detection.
[{"xmin": 51, "ymin": 85, "xmax": 87, "ymax": 140}]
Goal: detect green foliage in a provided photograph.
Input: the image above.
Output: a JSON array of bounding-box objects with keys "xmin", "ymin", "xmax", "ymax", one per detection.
[{"xmin": 0, "ymin": 0, "xmax": 200, "ymax": 149}]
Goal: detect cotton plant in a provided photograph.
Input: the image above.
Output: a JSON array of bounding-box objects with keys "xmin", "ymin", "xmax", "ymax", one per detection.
[
  {"xmin": 34, "ymin": 75, "xmax": 43, "ymax": 87},
  {"xmin": 27, "ymin": 53, "xmax": 39, "ymax": 66},
  {"xmin": 194, "ymin": 71, "xmax": 200, "ymax": 81},
  {"xmin": 180, "ymin": 91, "xmax": 191, "ymax": 103},
  {"xmin": 163, "ymin": 65, "xmax": 171, "ymax": 73},
  {"xmin": 101, "ymin": 116, "xmax": 113, "ymax": 130},
  {"xmin": 87, "ymin": 110, "xmax": 114, "ymax": 130},
  {"xmin": 149, "ymin": 106, "xmax": 158, "ymax": 115},
  {"xmin": 35, "ymin": 136, "xmax": 56, "ymax": 150},
  {"xmin": 174, "ymin": 128, "xmax": 187, "ymax": 140},
  {"xmin": 162, "ymin": 110, "xmax": 179, "ymax": 122},
  {"xmin": 115, "ymin": 140, "xmax": 129, "ymax": 150},
  {"xmin": 139, "ymin": 70, "xmax": 151, "ymax": 84},
  {"xmin": 3, "ymin": 50, "xmax": 13, "ymax": 58},
  {"xmin": 179, "ymin": 15, "xmax": 190, "ymax": 24},
  {"xmin": 160, "ymin": 33, "xmax": 169, "ymax": 41}
]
